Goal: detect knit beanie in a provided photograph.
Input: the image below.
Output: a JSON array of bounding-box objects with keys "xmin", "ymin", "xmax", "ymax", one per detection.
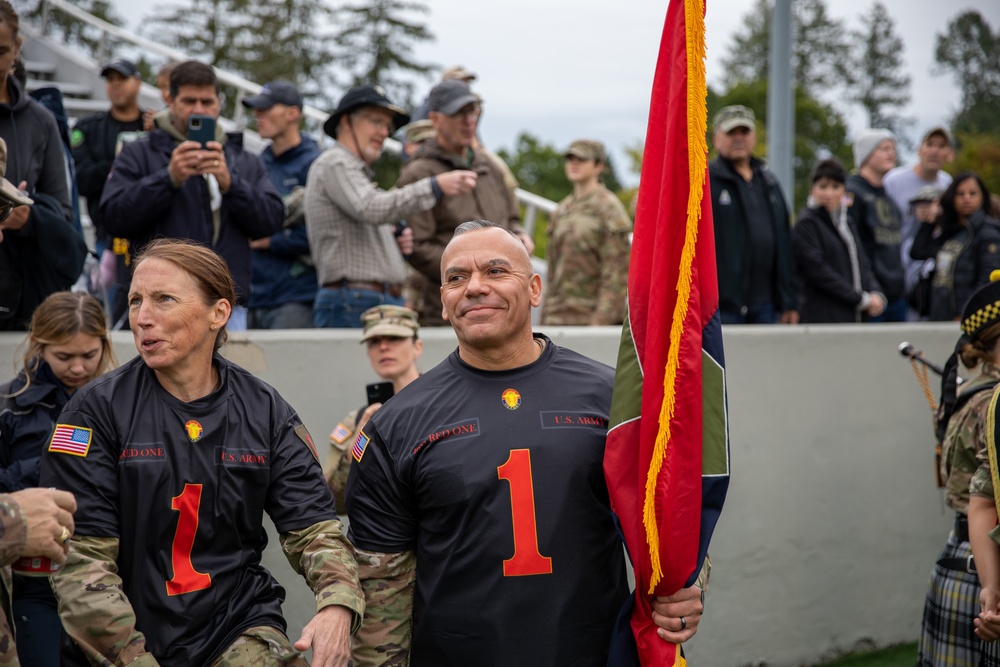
[{"xmin": 852, "ymin": 129, "xmax": 896, "ymax": 170}]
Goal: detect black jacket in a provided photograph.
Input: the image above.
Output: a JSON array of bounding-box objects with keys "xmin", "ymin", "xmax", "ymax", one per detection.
[
  {"xmin": 845, "ymin": 174, "xmax": 904, "ymax": 301},
  {"xmin": 71, "ymin": 109, "xmax": 146, "ymax": 239},
  {"xmin": 911, "ymin": 211, "xmax": 1000, "ymax": 321},
  {"xmin": 792, "ymin": 206, "xmax": 880, "ymax": 323},
  {"xmin": 0, "ymin": 191, "xmax": 88, "ymax": 331},
  {"xmin": 709, "ymin": 156, "xmax": 796, "ymax": 315}
]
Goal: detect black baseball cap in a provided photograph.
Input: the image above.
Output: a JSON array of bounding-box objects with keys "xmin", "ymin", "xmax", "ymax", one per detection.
[
  {"xmin": 241, "ymin": 80, "xmax": 304, "ymax": 110},
  {"xmin": 101, "ymin": 59, "xmax": 140, "ymax": 79},
  {"xmin": 323, "ymin": 84, "xmax": 409, "ymax": 139}
]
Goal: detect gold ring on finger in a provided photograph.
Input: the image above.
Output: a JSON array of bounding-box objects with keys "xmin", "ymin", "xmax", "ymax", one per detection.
[
  {"xmin": 214, "ymin": 159, "xmax": 220, "ymax": 167},
  {"xmin": 59, "ymin": 525, "xmax": 71, "ymax": 543}
]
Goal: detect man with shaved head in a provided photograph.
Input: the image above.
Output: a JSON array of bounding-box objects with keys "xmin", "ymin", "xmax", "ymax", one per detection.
[{"xmin": 345, "ymin": 220, "xmax": 708, "ymax": 666}]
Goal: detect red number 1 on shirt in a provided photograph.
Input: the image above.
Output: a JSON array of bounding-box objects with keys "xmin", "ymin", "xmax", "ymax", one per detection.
[
  {"xmin": 497, "ymin": 449, "xmax": 553, "ymax": 576},
  {"xmin": 166, "ymin": 483, "xmax": 212, "ymax": 596}
]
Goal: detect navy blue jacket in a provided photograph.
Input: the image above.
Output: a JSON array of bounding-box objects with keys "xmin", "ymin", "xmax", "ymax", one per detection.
[
  {"xmin": 99, "ymin": 126, "xmax": 283, "ymax": 304},
  {"xmin": 0, "ymin": 362, "xmax": 70, "ymax": 492},
  {"xmin": 250, "ymin": 134, "xmax": 321, "ymax": 308}
]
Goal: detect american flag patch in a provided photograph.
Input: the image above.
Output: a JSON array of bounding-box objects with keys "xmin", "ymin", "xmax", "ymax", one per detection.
[
  {"xmin": 352, "ymin": 430, "xmax": 370, "ymax": 462},
  {"xmin": 48, "ymin": 424, "xmax": 93, "ymax": 457},
  {"xmin": 330, "ymin": 423, "xmax": 351, "ymax": 445}
]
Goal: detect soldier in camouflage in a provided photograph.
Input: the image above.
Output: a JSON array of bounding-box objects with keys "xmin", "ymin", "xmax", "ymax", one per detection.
[
  {"xmin": 541, "ymin": 139, "xmax": 632, "ymax": 326},
  {"xmin": 326, "ymin": 305, "xmax": 422, "ymax": 512},
  {"xmin": 919, "ymin": 276, "xmax": 1000, "ymax": 666},
  {"xmin": 0, "ymin": 487, "xmax": 77, "ymax": 666}
]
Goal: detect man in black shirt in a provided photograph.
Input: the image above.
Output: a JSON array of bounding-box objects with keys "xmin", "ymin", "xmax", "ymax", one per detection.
[
  {"xmin": 708, "ymin": 105, "xmax": 797, "ymax": 325},
  {"xmin": 346, "ymin": 220, "xmax": 706, "ymax": 666},
  {"xmin": 71, "ymin": 58, "xmax": 148, "ymax": 322}
]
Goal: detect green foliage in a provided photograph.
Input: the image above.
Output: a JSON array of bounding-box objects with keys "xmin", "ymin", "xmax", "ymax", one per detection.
[
  {"xmin": 849, "ymin": 2, "xmax": 912, "ymax": 141},
  {"xmin": 332, "ymin": 0, "xmax": 436, "ymax": 109},
  {"xmin": 710, "ymin": 80, "xmax": 851, "ymax": 211},
  {"xmin": 950, "ymin": 132, "xmax": 1000, "ymax": 197},
  {"xmin": 719, "ymin": 0, "xmax": 852, "ymax": 97},
  {"xmin": 814, "ymin": 641, "xmax": 916, "ymax": 667},
  {"xmin": 934, "ymin": 10, "xmax": 1000, "ymax": 137},
  {"xmin": 143, "ymin": 0, "xmax": 340, "ymax": 110},
  {"xmin": 20, "ymin": 0, "xmax": 126, "ymax": 61}
]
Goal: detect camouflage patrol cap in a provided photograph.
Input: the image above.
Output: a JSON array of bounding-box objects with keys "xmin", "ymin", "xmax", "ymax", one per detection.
[
  {"xmin": 564, "ymin": 140, "xmax": 606, "ymax": 163},
  {"xmin": 360, "ymin": 305, "xmax": 420, "ymax": 342},
  {"xmin": 442, "ymin": 65, "xmax": 477, "ymax": 82},
  {"xmin": 714, "ymin": 105, "xmax": 755, "ymax": 133},
  {"xmin": 961, "ymin": 272, "xmax": 1000, "ymax": 339}
]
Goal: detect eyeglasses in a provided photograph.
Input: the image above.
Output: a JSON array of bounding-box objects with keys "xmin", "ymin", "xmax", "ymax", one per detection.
[
  {"xmin": 450, "ymin": 104, "xmax": 481, "ymax": 120},
  {"xmin": 360, "ymin": 113, "xmax": 394, "ymax": 132}
]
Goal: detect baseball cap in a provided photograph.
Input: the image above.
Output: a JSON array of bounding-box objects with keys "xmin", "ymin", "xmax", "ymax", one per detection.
[
  {"xmin": 359, "ymin": 305, "xmax": 420, "ymax": 342},
  {"xmin": 242, "ymin": 81, "xmax": 304, "ymax": 110},
  {"xmin": 404, "ymin": 119, "xmax": 435, "ymax": 145},
  {"xmin": 442, "ymin": 65, "xmax": 477, "ymax": 82},
  {"xmin": 909, "ymin": 185, "xmax": 944, "ymax": 206},
  {"xmin": 324, "ymin": 84, "xmax": 410, "ymax": 139},
  {"xmin": 564, "ymin": 139, "xmax": 606, "ymax": 162},
  {"xmin": 100, "ymin": 59, "xmax": 140, "ymax": 79},
  {"xmin": 921, "ymin": 126, "xmax": 953, "ymax": 147},
  {"xmin": 427, "ymin": 80, "xmax": 481, "ymax": 116},
  {"xmin": 0, "ymin": 137, "xmax": 33, "ymax": 209},
  {"xmin": 714, "ymin": 105, "xmax": 755, "ymax": 133}
]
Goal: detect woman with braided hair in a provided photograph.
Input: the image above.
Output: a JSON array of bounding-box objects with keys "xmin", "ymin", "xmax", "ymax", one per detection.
[{"xmin": 919, "ymin": 274, "xmax": 1000, "ymax": 667}]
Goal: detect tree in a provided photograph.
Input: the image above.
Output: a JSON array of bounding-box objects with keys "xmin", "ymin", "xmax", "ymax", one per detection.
[
  {"xmin": 719, "ymin": 0, "xmax": 852, "ymax": 98},
  {"xmin": 935, "ymin": 10, "xmax": 1000, "ymax": 137},
  {"xmin": 19, "ymin": 0, "xmax": 126, "ymax": 62},
  {"xmin": 710, "ymin": 80, "xmax": 851, "ymax": 212},
  {"xmin": 142, "ymin": 0, "xmax": 340, "ymax": 112},
  {"xmin": 331, "ymin": 0, "xmax": 436, "ymax": 108},
  {"xmin": 949, "ymin": 133, "xmax": 1000, "ymax": 198},
  {"xmin": 849, "ymin": 2, "xmax": 911, "ymax": 141}
]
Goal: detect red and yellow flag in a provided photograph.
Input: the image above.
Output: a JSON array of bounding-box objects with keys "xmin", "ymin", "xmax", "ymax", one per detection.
[{"xmin": 603, "ymin": 0, "xmax": 730, "ymax": 663}]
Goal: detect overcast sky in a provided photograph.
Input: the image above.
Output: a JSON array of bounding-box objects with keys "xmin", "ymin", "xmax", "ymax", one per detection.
[{"xmin": 108, "ymin": 0, "xmax": 1000, "ymax": 184}]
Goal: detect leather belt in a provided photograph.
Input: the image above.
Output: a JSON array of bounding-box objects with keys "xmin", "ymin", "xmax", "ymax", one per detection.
[
  {"xmin": 323, "ymin": 279, "xmax": 403, "ymax": 298},
  {"xmin": 937, "ymin": 554, "xmax": 976, "ymax": 574}
]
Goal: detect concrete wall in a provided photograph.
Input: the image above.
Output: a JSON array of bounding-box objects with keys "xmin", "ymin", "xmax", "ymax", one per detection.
[{"xmin": 0, "ymin": 322, "xmax": 967, "ymax": 665}]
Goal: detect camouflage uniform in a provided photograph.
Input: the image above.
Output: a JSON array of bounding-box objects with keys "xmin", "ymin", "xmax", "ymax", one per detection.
[
  {"xmin": 326, "ymin": 409, "xmax": 360, "ymax": 514},
  {"xmin": 0, "ymin": 494, "xmax": 25, "ymax": 667},
  {"xmin": 541, "ymin": 184, "xmax": 632, "ymax": 326},
  {"xmin": 941, "ymin": 364, "xmax": 1000, "ymax": 513},
  {"xmin": 51, "ymin": 520, "xmax": 363, "ymax": 666}
]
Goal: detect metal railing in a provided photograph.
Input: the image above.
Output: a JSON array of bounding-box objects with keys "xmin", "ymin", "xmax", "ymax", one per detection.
[{"xmin": 33, "ymin": 0, "xmax": 558, "ymax": 236}]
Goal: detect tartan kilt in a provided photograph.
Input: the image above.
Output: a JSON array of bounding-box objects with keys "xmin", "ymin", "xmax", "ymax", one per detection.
[{"xmin": 918, "ymin": 530, "xmax": 1000, "ymax": 666}]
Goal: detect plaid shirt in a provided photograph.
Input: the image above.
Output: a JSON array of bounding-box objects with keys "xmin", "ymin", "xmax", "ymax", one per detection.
[{"xmin": 305, "ymin": 142, "xmax": 437, "ymax": 285}]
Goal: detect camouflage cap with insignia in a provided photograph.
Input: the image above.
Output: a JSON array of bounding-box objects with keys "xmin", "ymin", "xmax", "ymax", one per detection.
[
  {"xmin": 713, "ymin": 105, "xmax": 756, "ymax": 134},
  {"xmin": 360, "ymin": 305, "xmax": 420, "ymax": 342},
  {"xmin": 564, "ymin": 139, "xmax": 606, "ymax": 163},
  {"xmin": 403, "ymin": 119, "xmax": 435, "ymax": 146}
]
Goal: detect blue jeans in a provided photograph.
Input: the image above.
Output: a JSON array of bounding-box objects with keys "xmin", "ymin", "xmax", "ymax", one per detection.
[
  {"xmin": 720, "ymin": 302, "xmax": 778, "ymax": 325},
  {"xmin": 313, "ymin": 286, "xmax": 404, "ymax": 328},
  {"xmin": 869, "ymin": 297, "xmax": 908, "ymax": 323},
  {"xmin": 248, "ymin": 302, "xmax": 314, "ymax": 329}
]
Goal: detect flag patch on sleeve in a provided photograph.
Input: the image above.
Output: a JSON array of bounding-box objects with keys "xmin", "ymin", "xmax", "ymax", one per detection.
[
  {"xmin": 330, "ymin": 423, "xmax": 351, "ymax": 445},
  {"xmin": 48, "ymin": 425, "xmax": 93, "ymax": 457},
  {"xmin": 352, "ymin": 430, "xmax": 370, "ymax": 462}
]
